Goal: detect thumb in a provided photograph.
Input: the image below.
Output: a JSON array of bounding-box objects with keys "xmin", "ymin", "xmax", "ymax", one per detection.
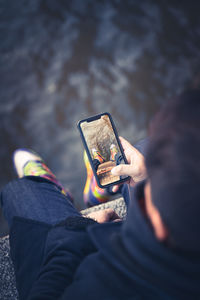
[{"xmin": 111, "ymin": 164, "xmax": 133, "ymax": 176}]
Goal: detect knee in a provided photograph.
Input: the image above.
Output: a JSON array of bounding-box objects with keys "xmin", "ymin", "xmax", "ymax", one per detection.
[{"xmin": 1, "ymin": 179, "xmax": 21, "ymax": 206}]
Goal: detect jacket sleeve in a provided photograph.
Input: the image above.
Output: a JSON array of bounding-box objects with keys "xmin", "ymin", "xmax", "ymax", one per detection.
[{"xmin": 27, "ymin": 217, "xmax": 97, "ymax": 300}]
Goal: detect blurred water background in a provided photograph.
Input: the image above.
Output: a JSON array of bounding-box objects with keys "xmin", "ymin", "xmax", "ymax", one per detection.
[{"xmin": 1, "ymin": 0, "xmax": 200, "ymax": 235}]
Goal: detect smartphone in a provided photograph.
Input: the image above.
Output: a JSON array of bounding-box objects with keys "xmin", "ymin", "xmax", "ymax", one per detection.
[{"xmin": 78, "ymin": 112, "xmax": 130, "ymax": 188}]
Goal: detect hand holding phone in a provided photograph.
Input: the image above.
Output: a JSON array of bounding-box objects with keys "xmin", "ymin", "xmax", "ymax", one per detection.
[
  {"xmin": 78, "ymin": 113, "xmax": 130, "ymax": 188},
  {"xmin": 111, "ymin": 136, "xmax": 147, "ymax": 187}
]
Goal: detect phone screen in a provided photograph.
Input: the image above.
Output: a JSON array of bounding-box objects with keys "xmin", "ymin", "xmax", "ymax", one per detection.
[{"xmin": 78, "ymin": 113, "xmax": 129, "ymax": 187}]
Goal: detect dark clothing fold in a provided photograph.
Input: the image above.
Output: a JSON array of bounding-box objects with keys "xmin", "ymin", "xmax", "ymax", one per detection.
[{"xmin": 9, "ymin": 182, "xmax": 200, "ymax": 299}]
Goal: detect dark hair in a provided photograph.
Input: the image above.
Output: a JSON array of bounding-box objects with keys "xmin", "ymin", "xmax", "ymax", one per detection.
[{"xmin": 145, "ymin": 90, "xmax": 200, "ymax": 252}]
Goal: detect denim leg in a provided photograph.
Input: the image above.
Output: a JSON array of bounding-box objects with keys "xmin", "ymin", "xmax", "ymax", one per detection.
[{"xmin": 1, "ymin": 176, "xmax": 81, "ymax": 227}]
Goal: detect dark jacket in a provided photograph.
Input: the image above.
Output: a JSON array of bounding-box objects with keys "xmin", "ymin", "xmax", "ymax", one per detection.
[{"xmin": 10, "ymin": 183, "xmax": 200, "ymax": 300}]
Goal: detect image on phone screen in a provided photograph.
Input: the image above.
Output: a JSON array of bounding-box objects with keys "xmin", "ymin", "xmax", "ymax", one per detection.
[{"xmin": 79, "ymin": 114, "xmax": 127, "ymax": 187}]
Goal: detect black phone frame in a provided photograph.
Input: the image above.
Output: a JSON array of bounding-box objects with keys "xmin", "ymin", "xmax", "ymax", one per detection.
[{"xmin": 77, "ymin": 112, "xmax": 130, "ymax": 189}]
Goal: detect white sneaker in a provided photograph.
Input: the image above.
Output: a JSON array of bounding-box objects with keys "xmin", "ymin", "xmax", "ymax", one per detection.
[{"xmin": 13, "ymin": 148, "xmax": 44, "ymax": 178}]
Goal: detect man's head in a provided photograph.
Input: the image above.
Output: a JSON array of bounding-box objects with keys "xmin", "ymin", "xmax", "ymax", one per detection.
[{"xmin": 145, "ymin": 90, "xmax": 200, "ymax": 252}]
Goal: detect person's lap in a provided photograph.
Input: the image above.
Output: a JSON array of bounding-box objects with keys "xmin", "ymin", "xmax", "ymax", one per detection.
[
  {"xmin": 1, "ymin": 176, "xmax": 131, "ymax": 229},
  {"xmin": 1, "ymin": 176, "xmax": 81, "ymax": 227},
  {"xmin": 1, "ymin": 177, "xmax": 131, "ymax": 228},
  {"xmin": 0, "ymin": 139, "xmax": 147, "ymax": 228}
]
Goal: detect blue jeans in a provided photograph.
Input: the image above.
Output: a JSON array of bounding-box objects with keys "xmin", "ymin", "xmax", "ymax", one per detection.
[
  {"xmin": 1, "ymin": 175, "xmax": 132, "ymax": 229},
  {"xmin": 1, "ymin": 176, "xmax": 81, "ymax": 227},
  {"xmin": 1, "ymin": 176, "xmax": 131, "ymax": 229}
]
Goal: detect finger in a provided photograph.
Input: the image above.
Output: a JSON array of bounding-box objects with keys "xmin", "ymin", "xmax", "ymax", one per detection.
[
  {"xmin": 111, "ymin": 164, "xmax": 134, "ymax": 176},
  {"xmin": 113, "ymin": 218, "xmax": 122, "ymax": 222},
  {"xmin": 112, "ymin": 180, "xmax": 126, "ymax": 193},
  {"xmin": 112, "ymin": 182, "xmax": 122, "ymax": 193},
  {"xmin": 119, "ymin": 136, "xmax": 137, "ymax": 162},
  {"xmin": 106, "ymin": 209, "xmax": 120, "ymax": 221},
  {"xmin": 112, "ymin": 185, "xmax": 119, "ymax": 193},
  {"xmin": 119, "ymin": 136, "xmax": 133, "ymax": 151},
  {"xmin": 97, "ymin": 209, "xmax": 116, "ymax": 222}
]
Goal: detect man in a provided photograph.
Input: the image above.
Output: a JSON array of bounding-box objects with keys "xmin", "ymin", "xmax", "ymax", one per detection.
[{"xmin": 1, "ymin": 90, "xmax": 200, "ymax": 299}]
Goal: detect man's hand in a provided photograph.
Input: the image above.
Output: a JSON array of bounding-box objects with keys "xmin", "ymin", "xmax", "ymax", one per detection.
[
  {"xmin": 86, "ymin": 208, "xmax": 121, "ymax": 223},
  {"xmin": 111, "ymin": 136, "xmax": 147, "ymax": 192}
]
